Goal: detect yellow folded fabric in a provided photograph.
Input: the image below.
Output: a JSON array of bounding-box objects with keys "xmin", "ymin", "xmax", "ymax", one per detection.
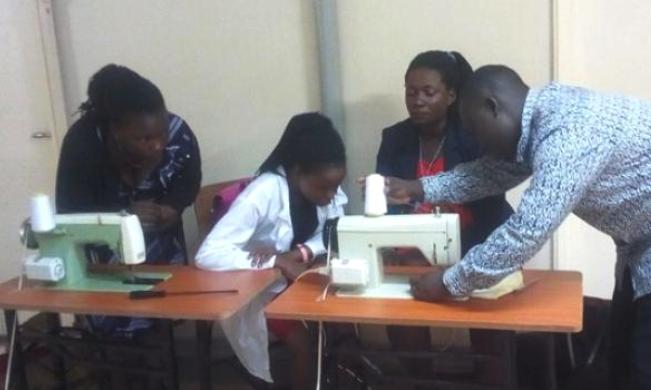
[{"xmin": 469, "ymin": 270, "xmax": 525, "ymax": 300}]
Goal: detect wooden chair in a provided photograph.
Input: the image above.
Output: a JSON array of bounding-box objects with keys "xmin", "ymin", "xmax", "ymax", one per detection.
[{"xmin": 194, "ymin": 178, "xmax": 251, "ymax": 243}]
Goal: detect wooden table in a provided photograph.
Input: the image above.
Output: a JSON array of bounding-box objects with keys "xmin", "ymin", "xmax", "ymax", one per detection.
[
  {"xmin": 266, "ymin": 268, "xmax": 583, "ymax": 389},
  {"xmin": 0, "ymin": 265, "xmax": 280, "ymax": 390}
]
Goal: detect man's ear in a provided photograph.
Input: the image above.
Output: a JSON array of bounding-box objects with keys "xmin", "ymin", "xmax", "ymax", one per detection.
[{"xmin": 485, "ymin": 96, "xmax": 499, "ymax": 118}]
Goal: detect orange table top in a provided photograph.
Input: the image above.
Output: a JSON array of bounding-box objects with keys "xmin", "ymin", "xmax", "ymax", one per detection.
[
  {"xmin": 0, "ymin": 266, "xmax": 280, "ymax": 321},
  {"xmin": 266, "ymin": 268, "xmax": 583, "ymax": 333}
]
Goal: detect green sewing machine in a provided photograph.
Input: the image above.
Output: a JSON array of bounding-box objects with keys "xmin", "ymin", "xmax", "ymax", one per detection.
[{"xmin": 22, "ymin": 211, "xmax": 171, "ymax": 293}]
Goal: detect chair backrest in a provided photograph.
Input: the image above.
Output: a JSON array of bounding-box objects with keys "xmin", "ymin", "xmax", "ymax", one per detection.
[{"xmin": 194, "ymin": 177, "xmax": 252, "ymax": 242}]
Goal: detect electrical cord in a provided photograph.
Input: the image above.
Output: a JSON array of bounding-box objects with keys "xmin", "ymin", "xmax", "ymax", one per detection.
[{"xmin": 313, "ymin": 217, "xmax": 337, "ymax": 389}]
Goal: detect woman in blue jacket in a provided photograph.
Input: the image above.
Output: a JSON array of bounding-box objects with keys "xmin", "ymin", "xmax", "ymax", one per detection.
[
  {"xmin": 376, "ymin": 51, "xmax": 512, "ymax": 254},
  {"xmin": 375, "ymin": 50, "xmax": 513, "ymax": 381}
]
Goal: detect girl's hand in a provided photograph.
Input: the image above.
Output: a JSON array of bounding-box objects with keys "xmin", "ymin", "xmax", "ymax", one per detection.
[
  {"xmin": 274, "ymin": 251, "xmax": 310, "ymax": 281},
  {"xmin": 249, "ymin": 247, "xmax": 279, "ymax": 268}
]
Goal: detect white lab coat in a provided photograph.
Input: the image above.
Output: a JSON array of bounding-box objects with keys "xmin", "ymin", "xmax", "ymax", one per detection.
[{"xmin": 195, "ymin": 169, "xmax": 347, "ymax": 382}]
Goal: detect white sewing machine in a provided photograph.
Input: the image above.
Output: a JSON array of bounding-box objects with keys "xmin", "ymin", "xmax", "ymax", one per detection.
[
  {"xmin": 330, "ymin": 212, "xmax": 525, "ymax": 299},
  {"xmin": 330, "ymin": 213, "xmax": 461, "ymax": 299}
]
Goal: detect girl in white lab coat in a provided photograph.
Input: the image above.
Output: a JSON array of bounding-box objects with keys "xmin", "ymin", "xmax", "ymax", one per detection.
[{"xmin": 196, "ymin": 112, "xmax": 347, "ymax": 389}]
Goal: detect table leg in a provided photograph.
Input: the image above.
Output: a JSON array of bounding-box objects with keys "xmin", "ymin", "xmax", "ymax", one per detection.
[
  {"xmin": 3, "ymin": 310, "xmax": 28, "ymax": 390},
  {"xmin": 43, "ymin": 312, "xmax": 66, "ymax": 387},
  {"xmin": 566, "ymin": 333, "xmax": 576, "ymax": 370},
  {"xmin": 504, "ymin": 331, "xmax": 519, "ymax": 390},
  {"xmin": 316, "ymin": 321, "xmax": 328, "ymax": 389},
  {"xmin": 543, "ymin": 333, "xmax": 558, "ymax": 390},
  {"xmin": 196, "ymin": 320, "xmax": 212, "ymax": 390},
  {"xmin": 164, "ymin": 320, "xmax": 180, "ymax": 390}
]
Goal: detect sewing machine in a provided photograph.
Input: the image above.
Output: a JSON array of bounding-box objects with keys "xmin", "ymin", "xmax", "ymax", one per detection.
[
  {"xmin": 330, "ymin": 213, "xmax": 461, "ymax": 299},
  {"xmin": 22, "ymin": 213, "xmax": 171, "ymax": 292},
  {"xmin": 330, "ymin": 213, "xmax": 524, "ymax": 299}
]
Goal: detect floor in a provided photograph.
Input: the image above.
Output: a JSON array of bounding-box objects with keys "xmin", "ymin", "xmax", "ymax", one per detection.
[
  {"xmin": 1, "ymin": 303, "xmax": 611, "ymax": 390},
  {"xmin": 4, "ymin": 334, "xmax": 610, "ymax": 390}
]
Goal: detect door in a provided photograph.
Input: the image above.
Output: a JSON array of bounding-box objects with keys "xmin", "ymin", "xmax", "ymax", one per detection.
[{"xmin": 0, "ymin": 0, "xmax": 63, "ymax": 283}]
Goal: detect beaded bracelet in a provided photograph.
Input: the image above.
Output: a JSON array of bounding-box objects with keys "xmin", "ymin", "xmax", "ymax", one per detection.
[{"xmin": 296, "ymin": 244, "xmax": 310, "ymax": 263}]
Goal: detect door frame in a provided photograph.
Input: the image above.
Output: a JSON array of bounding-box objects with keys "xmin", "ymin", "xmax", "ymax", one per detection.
[{"xmin": 35, "ymin": 0, "xmax": 67, "ymax": 149}]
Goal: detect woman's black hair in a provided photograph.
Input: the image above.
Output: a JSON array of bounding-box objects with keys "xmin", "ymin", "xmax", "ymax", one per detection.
[
  {"xmin": 405, "ymin": 50, "xmax": 473, "ymax": 122},
  {"xmin": 79, "ymin": 64, "xmax": 166, "ymax": 128},
  {"xmin": 258, "ymin": 112, "xmax": 346, "ymax": 175}
]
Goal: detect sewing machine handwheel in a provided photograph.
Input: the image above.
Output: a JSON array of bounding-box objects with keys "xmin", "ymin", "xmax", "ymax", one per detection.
[{"xmin": 19, "ymin": 218, "xmax": 38, "ymax": 249}]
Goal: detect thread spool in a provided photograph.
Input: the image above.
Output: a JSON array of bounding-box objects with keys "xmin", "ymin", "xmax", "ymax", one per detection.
[
  {"xmin": 364, "ymin": 174, "xmax": 387, "ymax": 217},
  {"xmin": 30, "ymin": 194, "xmax": 55, "ymax": 232}
]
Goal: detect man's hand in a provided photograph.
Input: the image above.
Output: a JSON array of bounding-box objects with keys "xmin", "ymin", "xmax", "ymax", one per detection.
[
  {"xmin": 356, "ymin": 176, "xmax": 425, "ymax": 205},
  {"xmin": 385, "ymin": 177, "xmax": 425, "ymax": 205},
  {"xmin": 409, "ymin": 268, "xmax": 451, "ymax": 302}
]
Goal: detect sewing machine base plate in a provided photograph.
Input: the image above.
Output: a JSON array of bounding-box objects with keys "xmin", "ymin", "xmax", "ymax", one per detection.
[
  {"xmin": 335, "ymin": 274, "xmax": 413, "ymax": 299},
  {"xmin": 335, "ymin": 270, "xmax": 525, "ymax": 300}
]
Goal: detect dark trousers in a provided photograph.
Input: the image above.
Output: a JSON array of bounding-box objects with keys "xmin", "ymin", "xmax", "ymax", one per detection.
[{"xmin": 609, "ymin": 269, "xmax": 651, "ymax": 390}]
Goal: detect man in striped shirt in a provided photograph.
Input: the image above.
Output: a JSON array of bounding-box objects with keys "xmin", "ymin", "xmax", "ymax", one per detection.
[{"xmin": 386, "ymin": 65, "xmax": 651, "ymax": 389}]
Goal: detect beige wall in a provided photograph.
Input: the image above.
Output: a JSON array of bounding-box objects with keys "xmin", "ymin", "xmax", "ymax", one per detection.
[
  {"xmin": 338, "ymin": 0, "xmax": 552, "ymax": 198},
  {"xmin": 53, "ymin": 0, "xmax": 320, "ymax": 181},
  {"xmin": 52, "ymin": 0, "xmax": 321, "ymax": 253},
  {"xmin": 337, "ymin": 0, "xmax": 553, "ymax": 269},
  {"xmin": 556, "ymin": 0, "xmax": 651, "ymax": 96},
  {"xmin": 554, "ymin": 0, "xmax": 651, "ymax": 299}
]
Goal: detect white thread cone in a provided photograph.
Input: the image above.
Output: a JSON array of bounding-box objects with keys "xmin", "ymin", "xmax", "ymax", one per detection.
[
  {"xmin": 30, "ymin": 194, "xmax": 55, "ymax": 232},
  {"xmin": 364, "ymin": 174, "xmax": 387, "ymax": 217}
]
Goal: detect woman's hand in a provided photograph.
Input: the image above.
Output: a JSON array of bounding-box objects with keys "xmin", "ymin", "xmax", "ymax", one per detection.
[
  {"xmin": 158, "ymin": 204, "xmax": 180, "ymax": 228},
  {"xmin": 130, "ymin": 200, "xmax": 179, "ymax": 231},
  {"xmin": 130, "ymin": 200, "xmax": 160, "ymax": 226}
]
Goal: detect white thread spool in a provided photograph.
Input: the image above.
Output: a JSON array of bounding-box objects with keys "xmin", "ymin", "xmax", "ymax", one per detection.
[
  {"xmin": 30, "ymin": 194, "xmax": 55, "ymax": 232},
  {"xmin": 364, "ymin": 174, "xmax": 387, "ymax": 217}
]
